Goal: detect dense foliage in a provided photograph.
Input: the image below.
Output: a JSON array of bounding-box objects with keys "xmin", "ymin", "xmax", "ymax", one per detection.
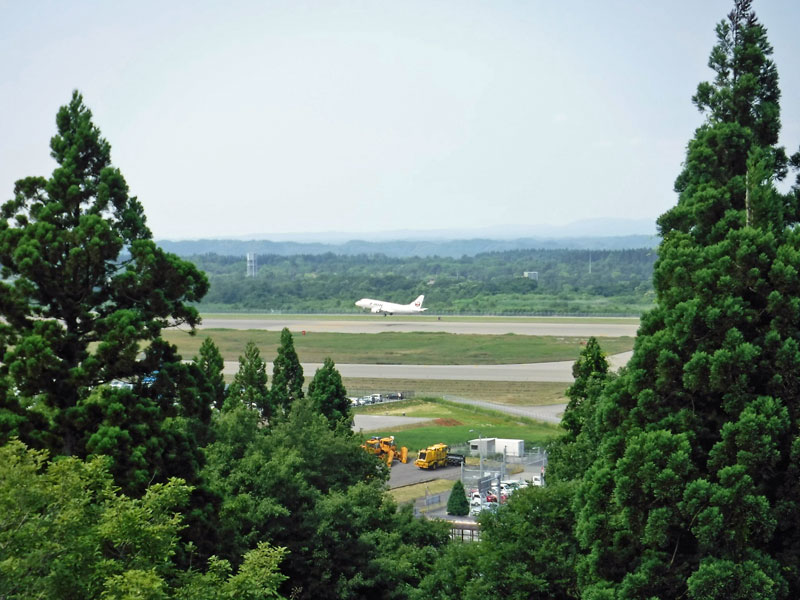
[
  {"xmin": 416, "ymin": 2, "xmax": 800, "ymax": 598},
  {"xmin": 0, "ymin": 92, "xmax": 208, "ymax": 461},
  {"xmin": 573, "ymin": 2, "xmax": 800, "ymax": 597},
  {"xmin": 0, "ymin": 93, "xmax": 452, "ymax": 599},
  {"xmin": 0, "ymin": 440, "xmax": 287, "ymax": 599},
  {"xmin": 191, "ymin": 247, "xmax": 656, "ymax": 315}
]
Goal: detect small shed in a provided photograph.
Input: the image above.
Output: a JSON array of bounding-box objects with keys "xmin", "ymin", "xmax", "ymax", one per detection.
[{"xmin": 468, "ymin": 438, "xmax": 525, "ymax": 457}]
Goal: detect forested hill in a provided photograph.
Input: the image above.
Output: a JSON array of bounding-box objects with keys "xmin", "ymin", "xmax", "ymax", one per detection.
[
  {"xmin": 158, "ymin": 234, "xmax": 658, "ymax": 259},
  {"xmin": 192, "ymin": 247, "xmax": 656, "ymax": 315}
]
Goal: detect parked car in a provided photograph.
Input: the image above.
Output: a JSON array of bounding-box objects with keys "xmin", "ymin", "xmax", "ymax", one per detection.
[
  {"xmin": 110, "ymin": 380, "xmax": 133, "ymax": 390},
  {"xmin": 486, "ymin": 491, "xmax": 509, "ymax": 504},
  {"xmin": 141, "ymin": 370, "xmax": 159, "ymax": 386}
]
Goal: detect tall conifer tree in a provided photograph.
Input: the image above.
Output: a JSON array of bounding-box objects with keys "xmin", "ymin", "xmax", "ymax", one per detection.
[
  {"xmin": 225, "ymin": 341, "xmax": 270, "ymax": 416},
  {"xmin": 270, "ymin": 328, "xmax": 304, "ymax": 418},
  {"xmin": 574, "ymin": 2, "xmax": 800, "ymax": 597},
  {"xmin": 194, "ymin": 337, "xmax": 226, "ymax": 412},
  {"xmin": 0, "ymin": 91, "xmax": 208, "ymax": 458},
  {"xmin": 307, "ymin": 357, "xmax": 351, "ymax": 430},
  {"xmin": 548, "ymin": 337, "xmax": 610, "ymax": 483}
]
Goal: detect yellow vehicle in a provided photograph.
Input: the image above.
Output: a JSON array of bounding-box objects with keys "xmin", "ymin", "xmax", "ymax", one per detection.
[
  {"xmin": 361, "ymin": 436, "xmax": 408, "ymax": 467},
  {"xmin": 414, "ymin": 443, "xmax": 464, "ymax": 470}
]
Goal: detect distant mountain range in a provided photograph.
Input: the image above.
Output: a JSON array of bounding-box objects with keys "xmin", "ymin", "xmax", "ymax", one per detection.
[
  {"xmin": 156, "ymin": 218, "xmax": 660, "ymax": 258},
  {"xmin": 158, "ymin": 235, "xmax": 659, "ymax": 259},
  {"xmin": 165, "ymin": 217, "xmax": 658, "ymax": 244}
]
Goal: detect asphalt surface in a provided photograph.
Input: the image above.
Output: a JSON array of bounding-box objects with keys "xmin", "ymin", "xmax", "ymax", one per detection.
[
  {"xmin": 442, "ymin": 396, "xmax": 566, "ymax": 424},
  {"xmin": 354, "ymin": 399, "xmax": 563, "ymax": 492},
  {"xmin": 211, "ymin": 315, "xmax": 634, "ymax": 382},
  {"xmin": 353, "ymin": 414, "xmax": 432, "ymax": 431},
  {"xmin": 388, "ymin": 459, "xmax": 462, "ymax": 488},
  {"xmin": 222, "ymin": 351, "xmax": 632, "ymax": 382},
  {"xmin": 200, "ymin": 316, "xmax": 638, "ymax": 337}
]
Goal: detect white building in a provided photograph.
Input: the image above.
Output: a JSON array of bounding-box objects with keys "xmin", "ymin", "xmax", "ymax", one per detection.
[{"xmin": 468, "ymin": 437, "xmax": 525, "ymax": 457}]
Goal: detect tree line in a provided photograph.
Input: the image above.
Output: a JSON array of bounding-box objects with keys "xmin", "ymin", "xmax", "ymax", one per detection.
[{"xmin": 190, "ymin": 247, "xmax": 656, "ymax": 314}]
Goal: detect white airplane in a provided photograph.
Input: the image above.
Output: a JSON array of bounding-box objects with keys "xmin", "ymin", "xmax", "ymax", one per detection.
[{"xmin": 355, "ymin": 295, "xmax": 427, "ymax": 316}]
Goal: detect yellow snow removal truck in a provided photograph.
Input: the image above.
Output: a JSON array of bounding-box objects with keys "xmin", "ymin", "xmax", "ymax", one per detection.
[
  {"xmin": 361, "ymin": 436, "xmax": 408, "ymax": 467},
  {"xmin": 414, "ymin": 443, "xmax": 465, "ymax": 469}
]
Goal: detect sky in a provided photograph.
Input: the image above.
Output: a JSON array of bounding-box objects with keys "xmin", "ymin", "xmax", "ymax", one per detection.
[{"xmin": 2, "ymin": 1, "xmax": 799, "ymax": 241}]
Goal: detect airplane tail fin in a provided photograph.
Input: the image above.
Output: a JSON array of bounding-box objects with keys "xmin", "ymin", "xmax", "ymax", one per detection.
[{"xmin": 412, "ymin": 295, "xmax": 424, "ymax": 308}]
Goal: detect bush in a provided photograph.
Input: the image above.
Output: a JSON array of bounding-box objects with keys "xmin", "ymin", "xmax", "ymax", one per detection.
[{"xmin": 446, "ymin": 480, "xmax": 470, "ymax": 516}]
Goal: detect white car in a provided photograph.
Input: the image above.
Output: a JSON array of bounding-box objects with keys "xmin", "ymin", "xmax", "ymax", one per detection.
[{"xmin": 110, "ymin": 380, "xmax": 133, "ymax": 390}]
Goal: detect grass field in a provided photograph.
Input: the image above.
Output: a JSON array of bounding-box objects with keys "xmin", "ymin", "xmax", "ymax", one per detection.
[
  {"xmin": 388, "ymin": 479, "xmax": 455, "ymax": 505},
  {"xmin": 355, "ymin": 398, "xmax": 561, "ymax": 452},
  {"xmin": 344, "ymin": 378, "xmax": 568, "ymax": 406},
  {"xmin": 163, "ymin": 329, "xmax": 634, "ymax": 365}
]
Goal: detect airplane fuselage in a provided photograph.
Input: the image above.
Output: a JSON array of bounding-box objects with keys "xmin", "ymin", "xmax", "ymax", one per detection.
[{"xmin": 355, "ymin": 295, "xmax": 427, "ymax": 315}]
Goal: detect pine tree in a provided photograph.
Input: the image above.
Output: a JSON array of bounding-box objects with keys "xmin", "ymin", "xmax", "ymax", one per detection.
[
  {"xmin": 0, "ymin": 91, "xmax": 208, "ymax": 458},
  {"xmin": 225, "ymin": 341, "xmax": 270, "ymax": 417},
  {"xmin": 307, "ymin": 357, "xmax": 351, "ymax": 430},
  {"xmin": 270, "ymin": 328, "xmax": 304, "ymax": 418},
  {"xmin": 561, "ymin": 337, "xmax": 609, "ymax": 443},
  {"xmin": 194, "ymin": 337, "xmax": 226, "ymax": 411},
  {"xmin": 446, "ymin": 480, "xmax": 470, "ymax": 516},
  {"xmin": 548, "ymin": 337, "xmax": 610, "ymax": 482},
  {"xmin": 574, "ymin": 2, "xmax": 800, "ymax": 597}
]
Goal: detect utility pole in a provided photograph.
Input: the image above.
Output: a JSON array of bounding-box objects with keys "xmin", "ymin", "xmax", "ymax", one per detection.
[{"xmin": 479, "ymin": 433, "xmax": 483, "ymax": 480}]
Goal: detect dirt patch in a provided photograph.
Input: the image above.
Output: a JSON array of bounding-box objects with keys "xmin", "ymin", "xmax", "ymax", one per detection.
[{"xmin": 432, "ymin": 418, "xmax": 463, "ymax": 427}]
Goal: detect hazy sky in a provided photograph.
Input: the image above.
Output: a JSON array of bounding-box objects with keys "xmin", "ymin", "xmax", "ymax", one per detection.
[{"xmin": 2, "ymin": 1, "xmax": 799, "ymax": 240}]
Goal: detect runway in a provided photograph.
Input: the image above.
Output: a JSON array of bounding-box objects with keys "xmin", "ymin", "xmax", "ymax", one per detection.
[
  {"xmin": 223, "ymin": 351, "xmax": 632, "ymax": 382},
  {"xmin": 200, "ymin": 316, "xmax": 638, "ymax": 338}
]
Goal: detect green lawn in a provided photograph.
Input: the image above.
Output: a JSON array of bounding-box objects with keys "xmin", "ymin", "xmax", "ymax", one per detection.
[
  {"xmin": 163, "ymin": 329, "xmax": 634, "ymax": 365},
  {"xmin": 388, "ymin": 479, "xmax": 455, "ymax": 504},
  {"xmin": 355, "ymin": 398, "xmax": 561, "ymax": 453}
]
